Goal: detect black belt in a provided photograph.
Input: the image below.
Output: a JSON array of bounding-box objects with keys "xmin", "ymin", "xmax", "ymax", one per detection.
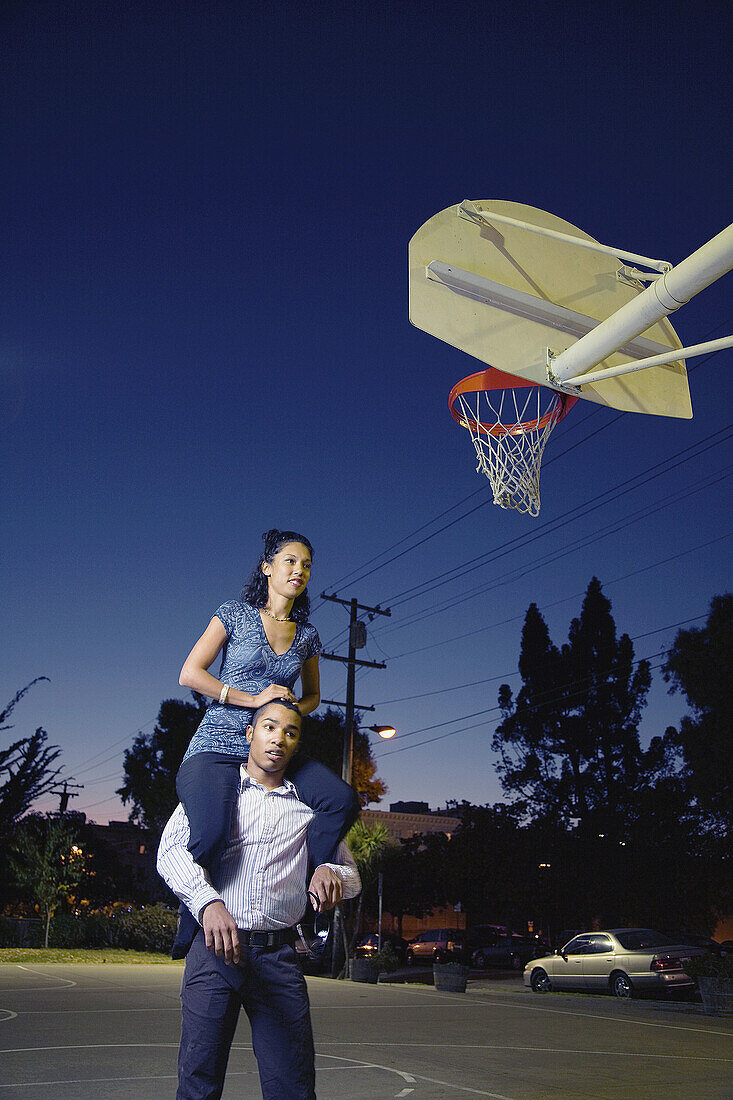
[{"xmin": 237, "ymin": 928, "xmax": 296, "ymax": 948}]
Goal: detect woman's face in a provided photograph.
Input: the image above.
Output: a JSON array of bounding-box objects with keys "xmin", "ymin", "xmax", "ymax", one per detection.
[{"xmin": 264, "ymin": 542, "xmax": 312, "ymax": 601}]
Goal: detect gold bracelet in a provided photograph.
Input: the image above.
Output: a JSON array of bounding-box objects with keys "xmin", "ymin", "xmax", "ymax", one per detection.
[{"xmin": 219, "ymin": 684, "xmax": 230, "ymax": 705}]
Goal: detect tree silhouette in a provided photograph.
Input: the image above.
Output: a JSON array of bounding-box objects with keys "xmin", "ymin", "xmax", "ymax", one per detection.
[
  {"xmin": 381, "ymin": 832, "xmax": 450, "ymax": 937},
  {"xmin": 0, "ymin": 678, "xmax": 62, "ymax": 840},
  {"xmin": 117, "ymin": 694, "xmax": 207, "ymax": 836},
  {"xmin": 493, "ymin": 579, "xmax": 651, "ymax": 836},
  {"xmin": 663, "ymin": 593, "xmax": 733, "ymax": 835}
]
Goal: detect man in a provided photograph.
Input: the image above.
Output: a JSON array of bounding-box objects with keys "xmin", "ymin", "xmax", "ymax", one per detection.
[{"xmin": 157, "ymin": 699, "xmax": 361, "ymax": 1100}]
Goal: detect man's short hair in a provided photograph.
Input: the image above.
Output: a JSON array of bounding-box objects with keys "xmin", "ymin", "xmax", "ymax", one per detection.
[{"xmin": 250, "ymin": 698, "xmax": 302, "ymax": 730}]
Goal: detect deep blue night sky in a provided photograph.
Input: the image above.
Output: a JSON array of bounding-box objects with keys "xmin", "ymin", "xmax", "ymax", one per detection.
[{"xmin": 2, "ymin": 1, "xmax": 731, "ymax": 823}]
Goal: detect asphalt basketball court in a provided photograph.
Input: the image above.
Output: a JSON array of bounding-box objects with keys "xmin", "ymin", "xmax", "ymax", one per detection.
[{"xmin": 1, "ymin": 962, "xmax": 732, "ymax": 1098}]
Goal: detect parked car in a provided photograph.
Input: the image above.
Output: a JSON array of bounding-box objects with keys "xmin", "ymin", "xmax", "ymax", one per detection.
[
  {"xmin": 524, "ymin": 928, "xmax": 707, "ymax": 998},
  {"xmin": 664, "ymin": 933, "xmax": 727, "ymax": 957},
  {"xmin": 354, "ymin": 933, "xmax": 408, "ymax": 963},
  {"xmin": 467, "ymin": 926, "xmax": 541, "ymax": 970},
  {"xmin": 405, "ymin": 928, "xmax": 465, "ymax": 965}
]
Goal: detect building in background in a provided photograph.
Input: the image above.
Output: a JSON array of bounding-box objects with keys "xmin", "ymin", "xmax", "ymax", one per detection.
[{"xmin": 362, "ymin": 803, "xmax": 464, "ymax": 936}]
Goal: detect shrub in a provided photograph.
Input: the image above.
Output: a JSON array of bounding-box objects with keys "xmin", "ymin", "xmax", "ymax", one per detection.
[
  {"xmin": 684, "ymin": 953, "xmax": 733, "ymax": 981},
  {"xmin": 433, "ymin": 959, "xmax": 469, "ymax": 973},
  {"xmin": 374, "ymin": 942, "xmax": 400, "ymax": 973},
  {"xmin": 0, "ymin": 917, "xmax": 43, "ymax": 948},
  {"xmin": 0, "ymin": 905, "xmax": 178, "ymax": 953},
  {"xmin": 108, "ymin": 905, "xmax": 179, "ymax": 953}
]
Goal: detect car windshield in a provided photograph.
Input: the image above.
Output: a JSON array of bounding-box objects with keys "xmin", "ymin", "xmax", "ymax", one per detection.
[{"xmin": 614, "ymin": 930, "xmax": 673, "ymax": 950}]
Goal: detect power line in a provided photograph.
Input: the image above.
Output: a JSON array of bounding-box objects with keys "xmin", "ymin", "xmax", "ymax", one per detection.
[
  {"xmin": 379, "ymin": 424, "xmax": 733, "ymax": 612},
  {"xmin": 374, "ymin": 656, "xmax": 671, "ymax": 760},
  {"xmin": 314, "ymin": 331, "xmax": 732, "ymax": 605},
  {"xmin": 374, "ymin": 460, "xmax": 733, "ymax": 639},
  {"xmin": 367, "ymin": 528, "xmax": 733, "ymax": 663},
  {"xmin": 67, "ymin": 717, "xmax": 157, "ymax": 778},
  {"xmin": 370, "ymin": 611, "xmax": 711, "ymax": 705},
  {"xmin": 313, "ymin": 487, "xmax": 492, "ymax": 604}
]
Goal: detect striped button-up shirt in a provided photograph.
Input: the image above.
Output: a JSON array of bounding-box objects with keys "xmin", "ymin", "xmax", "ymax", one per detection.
[{"xmin": 157, "ymin": 770, "xmax": 361, "ymax": 930}]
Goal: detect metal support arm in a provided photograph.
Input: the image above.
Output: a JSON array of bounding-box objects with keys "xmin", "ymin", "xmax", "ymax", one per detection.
[
  {"xmin": 548, "ymin": 222, "xmax": 733, "ymax": 386},
  {"xmin": 558, "ymin": 335, "xmax": 733, "ymax": 388},
  {"xmin": 458, "ymin": 199, "xmax": 673, "ymax": 272}
]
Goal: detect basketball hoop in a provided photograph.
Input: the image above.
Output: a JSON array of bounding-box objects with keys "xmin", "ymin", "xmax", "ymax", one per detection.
[{"xmin": 448, "ymin": 368, "xmax": 578, "ymax": 516}]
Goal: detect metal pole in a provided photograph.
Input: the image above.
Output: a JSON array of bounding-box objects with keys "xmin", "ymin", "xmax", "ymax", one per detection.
[
  {"xmin": 560, "ymin": 334, "xmax": 733, "ymax": 388},
  {"xmin": 458, "ymin": 200, "xmax": 673, "ymax": 272},
  {"xmin": 377, "ymin": 872, "xmax": 383, "ymax": 953},
  {"xmin": 548, "ymin": 223, "xmax": 733, "ymax": 385},
  {"xmin": 341, "ymin": 598, "xmax": 358, "ymax": 784}
]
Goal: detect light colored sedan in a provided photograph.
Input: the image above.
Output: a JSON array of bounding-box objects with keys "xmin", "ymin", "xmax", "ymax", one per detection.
[{"xmin": 524, "ymin": 929, "xmax": 706, "ymax": 998}]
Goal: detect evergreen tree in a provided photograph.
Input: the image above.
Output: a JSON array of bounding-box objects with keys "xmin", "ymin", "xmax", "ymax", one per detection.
[{"xmin": 493, "ymin": 579, "xmax": 651, "ymax": 835}]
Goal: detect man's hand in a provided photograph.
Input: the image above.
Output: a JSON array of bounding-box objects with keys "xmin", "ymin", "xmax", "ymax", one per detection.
[
  {"xmin": 202, "ymin": 900, "xmax": 240, "ymax": 964},
  {"xmin": 308, "ymin": 866, "xmax": 344, "ymax": 912}
]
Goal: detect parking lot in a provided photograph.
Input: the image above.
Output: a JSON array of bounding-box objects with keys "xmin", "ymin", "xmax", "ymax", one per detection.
[{"xmin": 1, "ymin": 962, "xmax": 732, "ymax": 1098}]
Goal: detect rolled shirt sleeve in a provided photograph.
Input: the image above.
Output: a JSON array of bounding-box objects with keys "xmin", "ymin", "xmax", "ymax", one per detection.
[
  {"xmin": 320, "ymin": 841, "xmax": 362, "ymax": 900},
  {"xmin": 157, "ymin": 803, "xmax": 222, "ymax": 924}
]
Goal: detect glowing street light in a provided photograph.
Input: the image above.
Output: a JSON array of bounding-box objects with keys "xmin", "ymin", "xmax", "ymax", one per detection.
[{"xmin": 369, "ymin": 725, "xmax": 396, "ymax": 739}]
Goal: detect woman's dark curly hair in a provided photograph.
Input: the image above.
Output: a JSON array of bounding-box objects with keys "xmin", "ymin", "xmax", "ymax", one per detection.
[{"xmin": 241, "ymin": 529, "xmax": 314, "ymax": 623}]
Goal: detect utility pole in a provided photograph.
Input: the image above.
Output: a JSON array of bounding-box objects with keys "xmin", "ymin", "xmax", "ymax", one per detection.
[
  {"xmin": 320, "ymin": 592, "xmax": 391, "ymax": 980},
  {"xmin": 51, "ymin": 780, "xmax": 84, "ymax": 814},
  {"xmin": 320, "ymin": 593, "xmax": 391, "ymax": 783}
]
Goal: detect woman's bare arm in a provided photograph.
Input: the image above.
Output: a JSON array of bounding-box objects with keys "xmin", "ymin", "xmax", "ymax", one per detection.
[
  {"xmin": 298, "ymin": 655, "xmax": 320, "ymax": 716},
  {"xmin": 179, "ymin": 616, "xmax": 296, "ymax": 708}
]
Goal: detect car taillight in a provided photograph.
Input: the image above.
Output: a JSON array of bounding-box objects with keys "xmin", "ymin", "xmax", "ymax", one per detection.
[{"xmin": 650, "ymin": 956, "xmax": 682, "ymax": 971}]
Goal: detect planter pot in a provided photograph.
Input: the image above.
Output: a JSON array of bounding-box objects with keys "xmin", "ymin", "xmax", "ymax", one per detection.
[
  {"xmin": 433, "ymin": 963, "xmax": 469, "ymax": 993},
  {"xmin": 350, "ymin": 957, "xmax": 379, "ymax": 984},
  {"xmin": 698, "ymin": 976, "xmax": 733, "ymax": 1016}
]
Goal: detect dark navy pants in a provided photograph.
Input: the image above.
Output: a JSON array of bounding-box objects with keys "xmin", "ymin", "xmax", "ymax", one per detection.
[
  {"xmin": 172, "ymin": 751, "xmax": 360, "ymax": 958},
  {"xmin": 177, "ymin": 930, "xmax": 315, "ymax": 1100}
]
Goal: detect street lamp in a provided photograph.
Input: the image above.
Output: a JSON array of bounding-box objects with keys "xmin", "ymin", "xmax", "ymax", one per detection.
[
  {"xmin": 369, "ymin": 725, "xmax": 396, "ymax": 740},
  {"xmin": 367, "ymin": 724, "xmax": 395, "ymax": 951}
]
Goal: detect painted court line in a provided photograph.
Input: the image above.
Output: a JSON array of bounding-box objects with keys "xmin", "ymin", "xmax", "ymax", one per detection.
[
  {"xmin": 4, "ymin": 1007, "xmax": 179, "ymax": 1016},
  {"xmin": 315, "ymin": 1041, "xmax": 733, "ymax": 1063},
  {"xmin": 381, "ymin": 984, "xmax": 733, "ymax": 1038}
]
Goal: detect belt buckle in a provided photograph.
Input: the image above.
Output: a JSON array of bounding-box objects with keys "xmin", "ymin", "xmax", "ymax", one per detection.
[{"xmin": 267, "ymin": 932, "xmax": 276, "ymax": 947}]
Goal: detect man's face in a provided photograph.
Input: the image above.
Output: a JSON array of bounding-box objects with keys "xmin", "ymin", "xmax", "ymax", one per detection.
[{"xmin": 245, "ymin": 703, "xmax": 301, "ymax": 777}]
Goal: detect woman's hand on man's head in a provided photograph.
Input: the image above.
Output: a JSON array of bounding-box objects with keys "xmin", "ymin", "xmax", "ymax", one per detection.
[{"xmin": 254, "ymin": 683, "xmax": 297, "ymax": 706}]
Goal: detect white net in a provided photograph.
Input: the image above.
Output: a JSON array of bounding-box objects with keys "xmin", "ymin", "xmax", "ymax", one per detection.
[{"xmin": 456, "ymin": 385, "xmax": 568, "ymax": 517}]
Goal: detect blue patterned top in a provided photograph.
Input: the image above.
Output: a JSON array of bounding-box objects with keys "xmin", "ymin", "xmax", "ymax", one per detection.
[{"xmin": 182, "ymin": 600, "xmax": 322, "ymax": 762}]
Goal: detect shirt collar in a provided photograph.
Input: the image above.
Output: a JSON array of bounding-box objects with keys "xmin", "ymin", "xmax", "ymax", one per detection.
[{"xmin": 240, "ymin": 766, "xmax": 297, "ymax": 796}]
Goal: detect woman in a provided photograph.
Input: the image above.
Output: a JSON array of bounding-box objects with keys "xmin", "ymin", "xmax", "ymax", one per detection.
[{"xmin": 173, "ymin": 528, "xmax": 360, "ymax": 953}]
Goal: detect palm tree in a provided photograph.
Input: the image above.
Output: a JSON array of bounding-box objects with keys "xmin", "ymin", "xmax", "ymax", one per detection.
[{"xmin": 344, "ymin": 819, "xmax": 395, "ymax": 955}]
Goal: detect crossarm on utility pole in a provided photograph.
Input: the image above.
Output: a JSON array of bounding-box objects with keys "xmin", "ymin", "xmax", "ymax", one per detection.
[{"xmin": 320, "ymin": 592, "xmax": 390, "ymax": 784}]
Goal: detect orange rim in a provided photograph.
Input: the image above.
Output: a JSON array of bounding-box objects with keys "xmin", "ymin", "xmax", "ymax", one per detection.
[{"xmin": 448, "ymin": 367, "xmax": 578, "ymax": 438}]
